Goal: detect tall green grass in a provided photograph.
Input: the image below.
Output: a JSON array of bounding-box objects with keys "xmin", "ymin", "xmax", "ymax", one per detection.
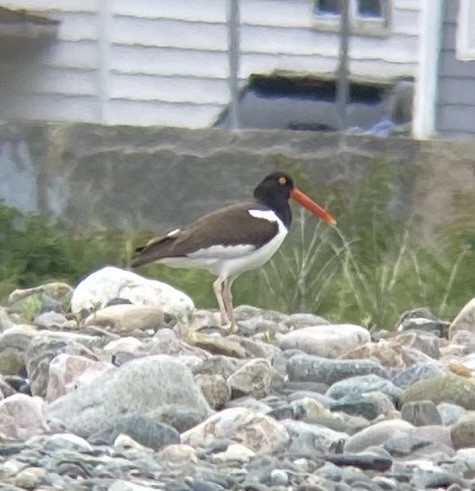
[{"xmin": 1, "ymin": 154, "xmax": 474, "ymax": 331}]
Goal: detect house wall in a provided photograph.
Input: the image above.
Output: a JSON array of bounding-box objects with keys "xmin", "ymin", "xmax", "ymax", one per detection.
[
  {"xmin": 436, "ymin": 0, "xmax": 475, "ymax": 137},
  {"xmin": 0, "ymin": 0, "xmax": 421, "ymax": 127}
]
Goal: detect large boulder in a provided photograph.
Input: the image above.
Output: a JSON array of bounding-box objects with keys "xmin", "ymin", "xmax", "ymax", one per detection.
[
  {"xmin": 46, "ymin": 355, "xmax": 212, "ymax": 437},
  {"xmin": 70, "ymin": 266, "xmax": 194, "ymax": 322}
]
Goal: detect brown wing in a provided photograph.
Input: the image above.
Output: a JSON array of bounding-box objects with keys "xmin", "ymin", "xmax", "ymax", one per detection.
[{"xmin": 131, "ymin": 201, "xmax": 279, "ymax": 267}]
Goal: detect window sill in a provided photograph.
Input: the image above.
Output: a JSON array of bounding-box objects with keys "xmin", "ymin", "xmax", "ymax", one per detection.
[{"xmin": 311, "ymin": 18, "xmax": 390, "ymax": 36}]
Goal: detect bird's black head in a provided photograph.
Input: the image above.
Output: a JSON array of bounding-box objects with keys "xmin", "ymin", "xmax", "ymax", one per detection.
[{"xmin": 253, "ymin": 172, "xmax": 294, "ymax": 226}]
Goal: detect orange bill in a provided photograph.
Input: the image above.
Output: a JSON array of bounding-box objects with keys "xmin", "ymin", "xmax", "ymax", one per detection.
[{"xmin": 290, "ymin": 188, "xmax": 337, "ymax": 225}]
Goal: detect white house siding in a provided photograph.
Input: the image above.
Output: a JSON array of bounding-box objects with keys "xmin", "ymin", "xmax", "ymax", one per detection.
[
  {"xmin": 435, "ymin": 0, "xmax": 475, "ymax": 137},
  {"xmin": 0, "ymin": 0, "xmax": 421, "ymax": 127}
]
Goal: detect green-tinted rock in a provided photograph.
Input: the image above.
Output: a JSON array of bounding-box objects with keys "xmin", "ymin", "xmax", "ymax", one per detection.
[
  {"xmin": 399, "ymin": 376, "xmax": 475, "ymax": 410},
  {"xmin": 451, "ymin": 414, "xmax": 475, "ymax": 449}
]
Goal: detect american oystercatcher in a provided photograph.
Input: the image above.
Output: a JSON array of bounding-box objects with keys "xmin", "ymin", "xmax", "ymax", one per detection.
[{"xmin": 132, "ymin": 172, "xmax": 336, "ymax": 325}]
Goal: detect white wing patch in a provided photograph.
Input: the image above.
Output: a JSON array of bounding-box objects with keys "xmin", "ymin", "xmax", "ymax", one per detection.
[
  {"xmin": 188, "ymin": 243, "xmax": 255, "ymax": 259},
  {"xmin": 166, "ymin": 228, "xmax": 181, "ymax": 237},
  {"xmin": 248, "ymin": 209, "xmax": 278, "ymax": 222}
]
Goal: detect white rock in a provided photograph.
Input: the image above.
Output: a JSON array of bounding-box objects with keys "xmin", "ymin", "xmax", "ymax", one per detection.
[
  {"xmin": 71, "ymin": 266, "xmax": 194, "ymax": 321},
  {"xmin": 211, "ymin": 443, "xmax": 256, "ymax": 464},
  {"xmin": 181, "ymin": 407, "xmax": 289, "ymax": 454},
  {"xmin": 46, "ymin": 353, "xmax": 113, "ymax": 402},
  {"xmin": 0, "ymin": 394, "xmax": 48, "ymax": 439},
  {"xmin": 279, "ymin": 324, "xmax": 371, "ymax": 358},
  {"xmin": 103, "ymin": 337, "xmax": 143, "ymax": 354},
  {"xmin": 449, "ymin": 297, "xmax": 475, "ymax": 339}
]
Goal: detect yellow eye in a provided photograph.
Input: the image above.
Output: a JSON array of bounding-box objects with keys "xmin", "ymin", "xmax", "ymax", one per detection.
[{"xmin": 278, "ymin": 176, "xmax": 287, "ymax": 185}]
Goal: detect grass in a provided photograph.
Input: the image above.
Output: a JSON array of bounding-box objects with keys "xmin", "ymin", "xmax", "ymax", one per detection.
[{"xmin": 1, "ymin": 154, "xmax": 474, "ymax": 331}]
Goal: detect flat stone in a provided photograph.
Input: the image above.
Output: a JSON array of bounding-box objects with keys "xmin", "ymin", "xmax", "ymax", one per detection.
[
  {"xmin": 330, "ymin": 391, "xmax": 395, "ymax": 420},
  {"xmin": 34, "ymin": 311, "xmax": 69, "ymax": 330},
  {"xmin": 70, "ymin": 266, "xmax": 194, "ymax": 322},
  {"xmin": 326, "ymin": 374, "xmax": 402, "ymax": 403},
  {"xmin": 46, "ymin": 354, "xmax": 212, "ymax": 437},
  {"xmin": 8, "ymin": 282, "xmax": 72, "ymax": 306},
  {"xmin": 391, "ymin": 361, "xmax": 447, "ymax": 388},
  {"xmin": 186, "ymin": 331, "xmax": 246, "ymax": 358},
  {"xmin": 399, "ymin": 375, "xmax": 475, "ymax": 409},
  {"xmin": 279, "ymin": 324, "xmax": 370, "ymax": 358},
  {"xmin": 84, "ymin": 304, "xmax": 169, "ymax": 333},
  {"xmin": 344, "ymin": 420, "xmax": 414, "ymax": 453},
  {"xmin": 401, "ymin": 400, "xmax": 442, "ymax": 426},
  {"xmin": 342, "ymin": 339, "xmax": 434, "ymax": 370},
  {"xmin": 325, "ymin": 452, "xmax": 393, "ymax": 472},
  {"xmin": 286, "ymin": 354, "xmax": 388, "ymax": 385},
  {"xmin": 283, "ymin": 420, "xmax": 348, "ymax": 455},
  {"xmin": 181, "ymin": 407, "xmax": 289, "ymax": 454}
]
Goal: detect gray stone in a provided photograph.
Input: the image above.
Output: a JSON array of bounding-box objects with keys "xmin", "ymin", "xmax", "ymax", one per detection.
[
  {"xmin": 399, "ymin": 375, "xmax": 475, "ymax": 409},
  {"xmin": 192, "ymin": 355, "xmax": 243, "ymax": 379},
  {"xmin": 283, "ymin": 419, "xmax": 348, "ymax": 455},
  {"xmin": 227, "ymin": 359, "xmax": 275, "ymax": 398},
  {"xmin": 0, "ymin": 325, "xmax": 36, "ymax": 376},
  {"xmin": 325, "ymin": 452, "xmax": 393, "ymax": 472},
  {"xmin": 34, "ymin": 311, "xmax": 69, "ymax": 330},
  {"xmin": 279, "ymin": 324, "xmax": 370, "ymax": 358},
  {"xmin": 0, "ymin": 306, "xmax": 15, "ymax": 332},
  {"xmin": 46, "ymin": 355, "xmax": 212, "ymax": 437},
  {"xmin": 401, "ymin": 400, "xmax": 442, "ymax": 426},
  {"xmin": 330, "ymin": 391, "xmax": 395, "ymax": 420},
  {"xmin": 395, "ymin": 330, "xmax": 441, "ymax": 359},
  {"xmin": 195, "ymin": 374, "xmax": 231, "ymax": 409},
  {"xmin": 451, "ymin": 414, "xmax": 475, "ymax": 449},
  {"xmin": 287, "ymin": 354, "xmax": 388, "ymax": 386},
  {"xmin": 0, "ymin": 393, "xmax": 48, "ymax": 439},
  {"xmin": 326, "ymin": 374, "xmax": 402, "ymax": 403},
  {"xmin": 84, "ymin": 304, "xmax": 169, "ymax": 333},
  {"xmin": 182, "ymin": 407, "xmax": 288, "ymax": 454},
  {"xmin": 26, "ymin": 334, "xmax": 97, "ymax": 397},
  {"xmin": 437, "ymin": 402, "xmax": 466, "ymax": 425},
  {"xmin": 344, "ymin": 420, "xmax": 414, "ymax": 453},
  {"xmin": 391, "ymin": 361, "xmax": 447, "ymax": 388},
  {"xmin": 89, "ymin": 414, "xmax": 179, "ymax": 451}
]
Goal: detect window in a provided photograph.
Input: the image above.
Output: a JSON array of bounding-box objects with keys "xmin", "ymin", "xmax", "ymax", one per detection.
[
  {"xmin": 314, "ymin": 0, "xmax": 340, "ymax": 15},
  {"xmin": 457, "ymin": 0, "xmax": 475, "ymax": 60},
  {"xmin": 356, "ymin": 0, "xmax": 383, "ymax": 18},
  {"xmin": 313, "ymin": 0, "xmax": 390, "ymax": 34}
]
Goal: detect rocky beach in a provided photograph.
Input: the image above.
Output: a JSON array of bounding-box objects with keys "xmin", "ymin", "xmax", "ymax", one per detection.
[{"xmin": 1, "ymin": 266, "xmax": 475, "ymax": 490}]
